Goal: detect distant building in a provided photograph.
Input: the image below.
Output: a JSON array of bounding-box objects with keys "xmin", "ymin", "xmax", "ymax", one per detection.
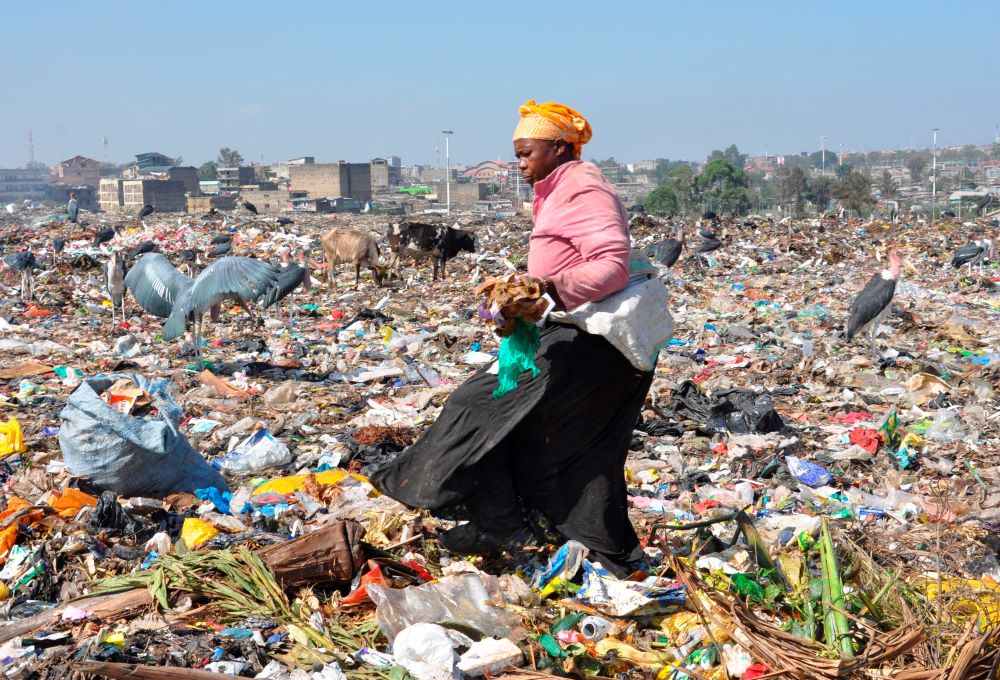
[
  {"xmin": 240, "ymin": 187, "xmax": 290, "ymax": 214},
  {"xmin": 121, "ymin": 152, "xmax": 199, "ymax": 195},
  {"xmin": 122, "ymin": 179, "xmax": 187, "ymax": 213},
  {"xmin": 464, "ymin": 160, "xmax": 510, "ymax": 185},
  {"xmin": 0, "ymin": 168, "xmax": 50, "ymax": 203},
  {"xmin": 371, "ymin": 158, "xmax": 401, "ymax": 190},
  {"xmin": 54, "ymin": 156, "xmax": 101, "ymax": 188},
  {"xmin": 99, "ymin": 178, "xmax": 125, "ymax": 212},
  {"xmin": 270, "ymin": 156, "xmax": 315, "ymax": 181},
  {"xmin": 187, "ymin": 195, "xmax": 236, "ymax": 214},
  {"xmin": 289, "ymin": 161, "xmax": 372, "ymax": 203},
  {"xmin": 631, "ymin": 159, "xmax": 657, "ymax": 173},
  {"xmin": 414, "ymin": 166, "xmax": 458, "ymax": 184},
  {"xmin": 287, "ymin": 194, "xmax": 364, "ymax": 213},
  {"xmin": 48, "ymin": 185, "xmax": 97, "ymax": 211},
  {"xmin": 599, "ymin": 164, "xmax": 623, "ymax": 184},
  {"xmin": 432, "ymin": 181, "xmax": 486, "ymax": 205},
  {"xmin": 217, "ymin": 166, "xmax": 255, "ymax": 194}
]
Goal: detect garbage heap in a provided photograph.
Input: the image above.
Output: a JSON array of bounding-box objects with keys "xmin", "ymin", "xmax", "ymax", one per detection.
[{"xmin": 0, "ymin": 207, "xmax": 997, "ymax": 679}]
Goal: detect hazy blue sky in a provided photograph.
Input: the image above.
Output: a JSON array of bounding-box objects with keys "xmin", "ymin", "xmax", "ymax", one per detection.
[{"xmin": 3, "ymin": 1, "xmax": 998, "ymax": 169}]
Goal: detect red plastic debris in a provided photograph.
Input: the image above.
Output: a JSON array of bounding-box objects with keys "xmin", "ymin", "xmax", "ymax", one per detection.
[{"xmin": 849, "ymin": 427, "xmax": 882, "ymax": 453}]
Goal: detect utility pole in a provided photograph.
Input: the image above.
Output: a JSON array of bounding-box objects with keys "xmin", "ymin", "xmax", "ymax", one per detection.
[
  {"xmin": 932, "ymin": 128, "xmax": 939, "ymax": 225},
  {"xmin": 820, "ymin": 135, "xmax": 826, "ymax": 176},
  {"xmin": 442, "ymin": 130, "xmax": 453, "ymax": 216}
]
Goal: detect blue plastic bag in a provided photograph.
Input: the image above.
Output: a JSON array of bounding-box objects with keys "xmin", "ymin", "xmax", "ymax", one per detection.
[{"xmin": 59, "ymin": 374, "xmax": 229, "ymax": 496}]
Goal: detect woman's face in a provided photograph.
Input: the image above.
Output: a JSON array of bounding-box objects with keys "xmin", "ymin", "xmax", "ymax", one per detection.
[{"xmin": 513, "ymin": 138, "xmax": 568, "ymax": 186}]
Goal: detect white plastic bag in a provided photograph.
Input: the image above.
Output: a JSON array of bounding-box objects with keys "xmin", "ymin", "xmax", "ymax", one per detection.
[
  {"xmin": 550, "ymin": 273, "xmax": 673, "ymax": 371},
  {"xmin": 218, "ymin": 428, "xmax": 292, "ymax": 474}
]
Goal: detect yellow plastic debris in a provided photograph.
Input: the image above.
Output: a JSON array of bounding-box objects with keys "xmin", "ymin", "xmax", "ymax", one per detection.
[
  {"xmin": 594, "ymin": 638, "xmax": 670, "ymax": 667},
  {"xmin": 101, "ymin": 632, "xmax": 126, "ymax": 649},
  {"xmin": 920, "ymin": 576, "xmax": 1000, "ymax": 627},
  {"xmin": 252, "ymin": 469, "xmax": 373, "ymax": 496},
  {"xmin": 180, "ymin": 518, "xmax": 219, "ymax": 548},
  {"xmin": 0, "ymin": 418, "xmax": 26, "ymax": 457}
]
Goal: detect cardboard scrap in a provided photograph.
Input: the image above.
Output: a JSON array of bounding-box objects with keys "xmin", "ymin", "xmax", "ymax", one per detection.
[
  {"xmin": 197, "ymin": 370, "xmax": 250, "ymax": 399},
  {"xmin": 0, "ymin": 361, "xmax": 54, "ymax": 380}
]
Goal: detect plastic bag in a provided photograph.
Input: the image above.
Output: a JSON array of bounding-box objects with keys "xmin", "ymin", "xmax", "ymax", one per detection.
[
  {"xmin": 785, "ymin": 455, "xmax": 832, "ymax": 487},
  {"xmin": 665, "ymin": 381, "xmax": 784, "ymax": 434},
  {"xmin": 0, "ymin": 418, "xmax": 26, "ymax": 457},
  {"xmin": 368, "ymin": 572, "xmax": 524, "ymax": 641},
  {"xmin": 59, "ymin": 374, "xmax": 228, "ymax": 496},
  {"xmin": 181, "ymin": 517, "xmax": 219, "ymax": 548},
  {"xmin": 925, "ymin": 408, "xmax": 965, "ymax": 442},
  {"xmin": 46, "ymin": 487, "xmax": 97, "ymax": 519},
  {"xmin": 89, "ymin": 491, "xmax": 144, "ymax": 538},
  {"xmin": 392, "ymin": 623, "xmax": 460, "ymax": 680},
  {"xmin": 216, "ymin": 428, "xmax": 292, "ymax": 474}
]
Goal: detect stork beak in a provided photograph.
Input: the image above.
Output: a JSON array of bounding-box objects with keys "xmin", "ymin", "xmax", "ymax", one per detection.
[{"xmin": 903, "ymin": 259, "xmax": 918, "ymax": 275}]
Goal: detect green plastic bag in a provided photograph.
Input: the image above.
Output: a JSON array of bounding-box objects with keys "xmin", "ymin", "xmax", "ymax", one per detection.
[{"xmin": 493, "ymin": 318, "xmax": 541, "ymax": 399}]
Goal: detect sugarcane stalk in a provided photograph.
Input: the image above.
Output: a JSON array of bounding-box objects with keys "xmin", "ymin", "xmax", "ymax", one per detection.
[
  {"xmin": 820, "ymin": 541, "xmax": 836, "ymax": 653},
  {"xmin": 821, "ymin": 519, "xmax": 854, "ymax": 658}
]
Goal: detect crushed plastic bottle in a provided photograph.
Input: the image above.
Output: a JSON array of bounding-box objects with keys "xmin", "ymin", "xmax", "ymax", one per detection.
[
  {"xmin": 214, "ymin": 428, "xmax": 292, "ymax": 474},
  {"xmin": 404, "ymin": 360, "xmax": 441, "ymax": 386}
]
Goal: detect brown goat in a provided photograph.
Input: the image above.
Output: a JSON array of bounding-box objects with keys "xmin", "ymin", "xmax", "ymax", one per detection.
[{"xmin": 319, "ymin": 228, "xmax": 385, "ymax": 288}]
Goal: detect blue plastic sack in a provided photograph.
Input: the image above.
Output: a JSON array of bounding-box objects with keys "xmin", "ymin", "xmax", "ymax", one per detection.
[{"xmin": 59, "ymin": 373, "xmax": 229, "ymax": 497}]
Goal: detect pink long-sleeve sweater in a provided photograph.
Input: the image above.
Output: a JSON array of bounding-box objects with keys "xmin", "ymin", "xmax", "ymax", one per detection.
[{"xmin": 527, "ymin": 160, "xmax": 630, "ymax": 311}]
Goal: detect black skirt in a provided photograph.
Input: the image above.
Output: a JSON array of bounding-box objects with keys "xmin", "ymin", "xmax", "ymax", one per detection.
[{"xmin": 370, "ymin": 322, "xmax": 653, "ymax": 572}]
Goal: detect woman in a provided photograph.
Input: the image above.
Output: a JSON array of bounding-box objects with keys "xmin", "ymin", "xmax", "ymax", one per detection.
[{"xmin": 372, "ymin": 101, "xmax": 659, "ymax": 575}]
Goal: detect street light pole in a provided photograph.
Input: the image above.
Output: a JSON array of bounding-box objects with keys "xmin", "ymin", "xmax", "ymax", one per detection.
[
  {"xmin": 932, "ymin": 128, "xmax": 939, "ymax": 225},
  {"xmin": 442, "ymin": 130, "xmax": 454, "ymax": 215},
  {"xmin": 821, "ymin": 135, "xmax": 826, "ymax": 176}
]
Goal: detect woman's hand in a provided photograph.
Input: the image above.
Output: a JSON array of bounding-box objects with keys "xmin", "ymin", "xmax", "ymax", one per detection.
[{"xmin": 521, "ymin": 275, "xmax": 564, "ymax": 310}]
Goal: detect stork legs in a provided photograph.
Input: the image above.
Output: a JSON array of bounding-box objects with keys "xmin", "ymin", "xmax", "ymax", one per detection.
[
  {"xmin": 867, "ymin": 323, "xmax": 881, "ymax": 360},
  {"xmin": 184, "ymin": 314, "xmax": 206, "ymax": 368},
  {"xmin": 19, "ymin": 271, "xmax": 33, "ymax": 304},
  {"xmin": 110, "ymin": 296, "xmax": 125, "ymax": 325}
]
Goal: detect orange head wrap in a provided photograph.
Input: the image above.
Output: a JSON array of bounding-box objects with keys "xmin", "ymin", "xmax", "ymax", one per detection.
[{"xmin": 512, "ymin": 100, "xmax": 592, "ymax": 159}]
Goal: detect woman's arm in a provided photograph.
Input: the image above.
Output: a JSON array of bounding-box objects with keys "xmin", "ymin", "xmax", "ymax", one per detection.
[{"xmin": 546, "ymin": 185, "xmax": 630, "ymax": 311}]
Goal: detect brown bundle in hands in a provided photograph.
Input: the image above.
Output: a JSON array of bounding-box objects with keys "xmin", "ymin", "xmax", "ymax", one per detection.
[{"xmin": 475, "ymin": 273, "xmax": 549, "ymax": 337}]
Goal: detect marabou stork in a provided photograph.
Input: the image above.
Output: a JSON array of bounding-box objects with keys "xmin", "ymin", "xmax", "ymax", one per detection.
[
  {"xmin": 976, "ymin": 194, "xmax": 996, "ymax": 216},
  {"xmin": 694, "ymin": 233, "xmax": 723, "ymax": 257},
  {"xmin": 210, "ymin": 233, "xmax": 233, "ymax": 245},
  {"xmin": 52, "ymin": 238, "xmax": 66, "ymax": 267},
  {"xmin": 67, "ymin": 193, "xmax": 79, "ymax": 223},
  {"xmin": 241, "ymin": 200, "xmax": 258, "ymax": 215},
  {"xmin": 2, "ymin": 250, "xmax": 42, "ymax": 303},
  {"xmin": 202, "ymin": 207, "xmax": 218, "ymax": 219},
  {"xmin": 126, "ymin": 253, "xmax": 279, "ymax": 363},
  {"xmin": 845, "ymin": 250, "xmax": 915, "ymax": 359},
  {"xmin": 137, "ymin": 203, "xmax": 155, "ymax": 220},
  {"xmin": 207, "ymin": 241, "xmax": 233, "ymax": 258},
  {"xmin": 261, "ymin": 250, "xmax": 310, "ymax": 318},
  {"xmin": 645, "ymin": 228, "xmax": 685, "ymax": 267},
  {"xmin": 93, "ymin": 224, "xmax": 123, "ymax": 247},
  {"xmin": 129, "ymin": 240, "xmax": 158, "ymax": 258},
  {"xmin": 104, "ymin": 251, "xmax": 127, "ymax": 323},
  {"xmin": 276, "ymin": 216, "xmax": 294, "ymax": 226},
  {"xmin": 950, "ymin": 239, "xmax": 993, "ymax": 276}
]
